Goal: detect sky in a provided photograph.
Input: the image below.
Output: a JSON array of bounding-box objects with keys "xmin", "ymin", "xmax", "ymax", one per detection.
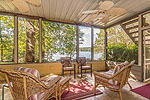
[{"xmin": 79, "ymin": 26, "xmax": 100, "ymax": 47}]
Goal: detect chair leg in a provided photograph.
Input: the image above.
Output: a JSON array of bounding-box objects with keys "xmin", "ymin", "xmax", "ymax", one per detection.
[
  {"xmin": 62, "ymin": 70, "xmax": 64, "ymax": 77},
  {"xmin": 59, "ymin": 95, "xmax": 61, "ymax": 100},
  {"xmin": 127, "ymin": 81, "xmax": 132, "ymax": 90},
  {"xmin": 74, "ymin": 64, "xmax": 76, "ymax": 78},
  {"xmin": 94, "ymin": 81, "xmax": 97, "ymax": 95},
  {"xmin": 68, "ymin": 81, "xmax": 70, "ymax": 91},
  {"xmin": 74, "ymin": 70, "xmax": 76, "ymax": 79},
  {"xmin": 81, "ymin": 67, "xmax": 82, "ymax": 78},
  {"xmin": 2, "ymin": 85, "xmax": 4, "ymax": 100},
  {"xmin": 91, "ymin": 68, "xmax": 92, "ymax": 77},
  {"xmin": 118, "ymin": 91, "xmax": 123, "ymax": 100}
]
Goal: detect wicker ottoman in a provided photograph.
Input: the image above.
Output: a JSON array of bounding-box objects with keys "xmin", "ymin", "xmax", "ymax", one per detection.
[{"xmin": 59, "ymin": 77, "xmax": 71, "ymax": 100}]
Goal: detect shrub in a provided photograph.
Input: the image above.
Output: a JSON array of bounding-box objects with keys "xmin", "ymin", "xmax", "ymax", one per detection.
[{"xmin": 107, "ymin": 44, "xmax": 138, "ymax": 64}]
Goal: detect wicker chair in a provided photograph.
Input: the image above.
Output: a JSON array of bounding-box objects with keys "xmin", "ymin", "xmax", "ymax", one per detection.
[
  {"xmin": 0, "ymin": 67, "xmax": 61, "ymax": 100},
  {"xmin": 76, "ymin": 57, "xmax": 92, "ymax": 78},
  {"xmin": 61, "ymin": 57, "xmax": 76, "ymax": 78},
  {"xmin": 93, "ymin": 60, "xmax": 135, "ymax": 100}
]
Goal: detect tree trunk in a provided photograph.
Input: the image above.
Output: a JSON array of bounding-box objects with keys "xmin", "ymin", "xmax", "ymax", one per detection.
[{"xmin": 25, "ymin": 19, "xmax": 35, "ymax": 63}]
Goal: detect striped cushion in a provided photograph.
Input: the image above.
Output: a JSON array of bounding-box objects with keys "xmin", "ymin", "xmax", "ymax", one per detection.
[
  {"xmin": 29, "ymin": 75, "xmax": 60, "ymax": 100},
  {"xmin": 14, "ymin": 67, "xmax": 40, "ymax": 80},
  {"xmin": 80, "ymin": 66, "xmax": 91, "ymax": 69},
  {"xmin": 28, "ymin": 85, "xmax": 56, "ymax": 100},
  {"xmin": 95, "ymin": 71, "xmax": 120, "ymax": 89},
  {"xmin": 64, "ymin": 67, "xmax": 74, "ymax": 71}
]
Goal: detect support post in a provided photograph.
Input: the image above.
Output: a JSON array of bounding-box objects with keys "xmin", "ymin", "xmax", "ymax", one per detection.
[
  {"xmin": 14, "ymin": 16, "xmax": 18, "ymax": 63},
  {"xmin": 104, "ymin": 28, "xmax": 107, "ymax": 61},
  {"xmin": 76, "ymin": 25, "xmax": 79, "ymax": 58},
  {"xmin": 104, "ymin": 28, "xmax": 108, "ymax": 70},
  {"xmin": 91, "ymin": 26, "xmax": 94, "ymax": 61},
  {"xmin": 39, "ymin": 18, "xmax": 42, "ymax": 63},
  {"xmin": 138, "ymin": 14, "xmax": 144, "ymax": 81}
]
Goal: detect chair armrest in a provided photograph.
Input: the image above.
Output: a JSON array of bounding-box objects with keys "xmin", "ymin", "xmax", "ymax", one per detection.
[
  {"xmin": 45, "ymin": 76, "xmax": 62, "ymax": 89},
  {"xmin": 93, "ymin": 71, "xmax": 111, "ymax": 79},
  {"xmin": 60, "ymin": 77, "xmax": 71, "ymax": 86},
  {"xmin": 40, "ymin": 74, "xmax": 52, "ymax": 81}
]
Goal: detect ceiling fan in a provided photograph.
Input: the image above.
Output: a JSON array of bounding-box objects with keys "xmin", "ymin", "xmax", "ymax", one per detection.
[
  {"xmin": 0, "ymin": 0, "xmax": 41, "ymax": 13},
  {"xmin": 82, "ymin": 0, "xmax": 126, "ymax": 23},
  {"xmin": 12, "ymin": 0, "xmax": 41, "ymax": 13}
]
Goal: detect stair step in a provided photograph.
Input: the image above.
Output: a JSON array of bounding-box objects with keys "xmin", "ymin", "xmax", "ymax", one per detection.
[
  {"xmin": 122, "ymin": 18, "xmax": 138, "ymax": 25},
  {"xmin": 127, "ymin": 25, "xmax": 138, "ymax": 30},
  {"xmin": 129, "ymin": 31, "xmax": 138, "ymax": 34},
  {"xmin": 132, "ymin": 36, "xmax": 138, "ymax": 38}
]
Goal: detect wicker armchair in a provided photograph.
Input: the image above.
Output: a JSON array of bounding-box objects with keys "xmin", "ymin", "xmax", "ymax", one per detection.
[
  {"xmin": 0, "ymin": 67, "xmax": 61, "ymax": 100},
  {"xmin": 76, "ymin": 57, "xmax": 92, "ymax": 78},
  {"xmin": 61, "ymin": 57, "xmax": 76, "ymax": 78},
  {"xmin": 93, "ymin": 60, "xmax": 135, "ymax": 100}
]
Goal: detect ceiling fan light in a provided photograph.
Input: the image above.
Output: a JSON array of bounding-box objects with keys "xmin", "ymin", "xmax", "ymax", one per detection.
[
  {"xmin": 101, "ymin": 15, "xmax": 109, "ymax": 23},
  {"xmin": 99, "ymin": 1, "xmax": 114, "ymax": 10},
  {"xmin": 12, "ymin": 0, "xmax": 29, "ymax": 13},
  {"xmin": 98, "ymin": 13, "xmax": 105, "ymax": 18}
]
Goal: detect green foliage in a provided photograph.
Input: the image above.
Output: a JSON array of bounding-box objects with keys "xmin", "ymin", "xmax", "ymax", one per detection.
[
  {"xmin": 106, "ymin": 25, "xmax": 138, "ymax": 63},
  {"xmin": 107, "ymin": 44, "xmax": 138, "ymax": 64},
  {"xmin": 42, "ymin": 21, "xmax": 76, "ymax": 62},
  {"xmin": 0, "ymin": 15, "xmax": 14, "ymax": 63}
]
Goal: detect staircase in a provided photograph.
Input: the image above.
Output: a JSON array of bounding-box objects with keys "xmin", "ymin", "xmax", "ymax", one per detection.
[
  {"xmin": 120, "ymin": 17, "xmax": 150, "ymax": 45},
  {"xmin": 120, "ymin": 17, "xmax": 139, "ymax": 44}
]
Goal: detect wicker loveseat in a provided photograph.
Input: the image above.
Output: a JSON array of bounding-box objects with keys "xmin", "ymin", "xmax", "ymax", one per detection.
[
  {"xmin": 0, "ymin": 67, "xmax": 62, "ymax": 100},
  {"xmin": 93, "ymin": 60, "xmax": 135, "ymax": 100}
]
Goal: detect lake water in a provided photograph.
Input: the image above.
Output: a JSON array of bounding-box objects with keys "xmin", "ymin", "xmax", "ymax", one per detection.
[{"xmin": 52, "ymin": 51, "xmax": 103, "ymax": 60}]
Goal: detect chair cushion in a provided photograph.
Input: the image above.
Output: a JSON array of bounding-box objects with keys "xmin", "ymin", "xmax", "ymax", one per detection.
[
  {"xmin": 63, "ymin": 67, "xmax": 74, "ymax": 71},
  {"xmin": 95, "ymin": 71, "xmax": 120, "ymax": 90},
  {"xmin": 80, "ymin": 66, "xmax": 91, "ymax": 69},
  {"xmin": 29, "ymin": 75, "xmax": 60, "ymax": 100},
  {"xmin": 108, "ymin": 80, "xmax": 120, "ymax": 90},
  {"xmin": 14, "ymin": 67, "xmax": 40, "ymax": 80},
  {"xmin": 28, "ymin": 84, "xmax": 56, "ymax": 100}
]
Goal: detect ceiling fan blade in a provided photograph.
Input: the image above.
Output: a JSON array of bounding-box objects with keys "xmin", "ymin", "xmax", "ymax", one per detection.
[
  {"xmin": 25, "ymin": 0, "xmax": 41, "ymax": 6},
  {"xmin": 99, "ymin": 1, "xmax": 114, "ymax": 10},
  {"xmin": 82, "ymin": 10, "xmax": 98, "ymax": 14},
  {"xmin": 101, "ymin": 15, "xmax": 109, "ymax": 23},
  {"xmin": 86, "ymin": 14, "xmax": 98, "ymax": 23},
  {"xmin": 95, "ymin": 13, "xmax": 106, "ymax": 21},
  {"xmin": 12, "ymin": 0, "xmax": 29, "ymax": 13},
  {"xmin": 107, "ymin": 8, "xmax": 126, "ymax": 16}
]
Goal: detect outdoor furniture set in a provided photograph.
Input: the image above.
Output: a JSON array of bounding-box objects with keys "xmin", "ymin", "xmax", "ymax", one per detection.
[
  {"xmin": 0, "ymin": 60, "xmax": 135, "ymax": 100},
  {"xmin": 61, "ymin": 57, "xmax": 92, "ymax": 78}
]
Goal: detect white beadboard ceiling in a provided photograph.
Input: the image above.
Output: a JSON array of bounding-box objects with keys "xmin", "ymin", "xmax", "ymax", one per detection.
[{"xmin": 0, "ymin": 0, "xmax": 150, "ymax": 27}]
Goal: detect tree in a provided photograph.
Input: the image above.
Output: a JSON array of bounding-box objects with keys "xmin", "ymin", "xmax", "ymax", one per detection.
[
  {"xmin": 42, "ymin": 22, "xmax": 77, "ymax": 61},
  {"xmin": 25, "ymin": 19, "xmax": 36, "ymax": 63}
]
